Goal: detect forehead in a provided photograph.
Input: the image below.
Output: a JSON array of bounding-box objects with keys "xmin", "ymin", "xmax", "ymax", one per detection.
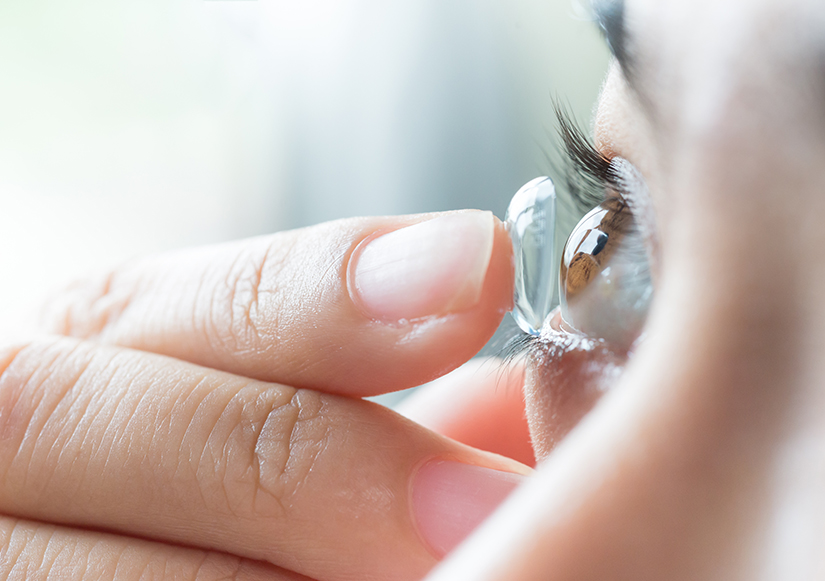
[
  {"xmin": 599, "ymin": 0, "xmax": 825, "ymax": 187},
  {"xmin": 623, "ymin": 0, "xmax": 825, "ymax": 125}
]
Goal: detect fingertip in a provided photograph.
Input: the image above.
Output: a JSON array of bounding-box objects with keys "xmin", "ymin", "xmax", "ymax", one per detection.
[
  {"xmin": 344, "ymin": 212, "xmax": 514, "ymax": 392},
  {"xmin": 485, "ymin": 214, "xmax": 516, "ymax": 315},
  {"xmin": 411, "ymin": 459, "xmax": 526, "ymax": 558}
]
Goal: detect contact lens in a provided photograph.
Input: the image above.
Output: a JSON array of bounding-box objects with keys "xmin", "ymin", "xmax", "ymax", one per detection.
[{"xmin": 505, "ymin": 177, "xmax": 557, "ymax": 335}]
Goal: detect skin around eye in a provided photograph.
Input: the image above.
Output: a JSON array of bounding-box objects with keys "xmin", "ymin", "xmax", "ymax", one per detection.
[
  {"xmin": 522, "ymin": 318, "xmax": 627, "ymax": 458},
  {"xmin": 518, "ymin": 168, "xmax": 655, "ymax": 459}
]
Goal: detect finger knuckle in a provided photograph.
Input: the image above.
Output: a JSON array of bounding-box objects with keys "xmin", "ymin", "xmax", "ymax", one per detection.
[
  {"xmin": 203, "ymin": 384, "xmax": 330, "ymax": 519},
  {"xmin": 39, "ymin": 269, "xmax": 133, "ymax": 339},
  {"xmin": 206, "ymin": 238, "xmax": 294, "ymax": 356},
  {"xmin": 0, "ymin": 517, "xmax": 251, "ymax": 581},
  {"xmin": 0, "ymin": 518, "xmax": 87, "ymax": 580},
  {"xmin": 0, "ymin": 340, "xmax": 90, "ymax": 483},
  {"xmin": 0, "ymin": 518, "xmax": 34, "ymax": 578}
]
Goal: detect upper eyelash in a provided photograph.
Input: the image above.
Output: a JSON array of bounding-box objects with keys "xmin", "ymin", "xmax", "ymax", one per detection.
[{"xmin": 553, "ymin": 102, "xmax": 623, "ymax": 214}]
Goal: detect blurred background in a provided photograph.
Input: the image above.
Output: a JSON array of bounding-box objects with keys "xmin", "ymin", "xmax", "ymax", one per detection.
[{"xmin": 0, "ymin": 0, "xmax": 608, "ymax": 337}]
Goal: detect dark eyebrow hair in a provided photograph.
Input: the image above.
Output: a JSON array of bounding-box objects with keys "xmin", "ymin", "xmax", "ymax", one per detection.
[
  {"xmin": 591, "ymin": 0, "xmax": 655, "ymax": 117},
  {"xmin": 592, "ymin": 0, "xmax": 630, "ymax": 71}
]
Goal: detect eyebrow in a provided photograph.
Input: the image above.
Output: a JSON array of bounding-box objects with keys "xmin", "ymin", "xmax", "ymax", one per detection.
[
  {"xmin": 592, "ymin": 0, "xmax": 630, "ymax": 72},
  {"xmin": 592, "ymin": 0, "xmax": 656, "ymax": 117}
]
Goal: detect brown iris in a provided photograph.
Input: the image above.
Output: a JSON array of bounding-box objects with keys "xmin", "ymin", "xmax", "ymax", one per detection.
[{"xmin": 561, "ymin": 196, "xmax": 633, "ymax": 302}]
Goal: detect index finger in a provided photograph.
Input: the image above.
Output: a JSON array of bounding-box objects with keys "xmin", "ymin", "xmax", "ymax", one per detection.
[{"xmin": 41, "ymin": 210, "xmax": 513, "ymax": 396}]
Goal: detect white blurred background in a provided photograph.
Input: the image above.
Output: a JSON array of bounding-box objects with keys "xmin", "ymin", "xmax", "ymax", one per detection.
[{"xmin": 0, "ymin": 0, "xmax": 608, "ymax": 334}]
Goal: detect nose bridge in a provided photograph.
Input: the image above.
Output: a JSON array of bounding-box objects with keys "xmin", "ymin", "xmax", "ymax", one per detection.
[{"xmin": 655, "ymin": 159, "xmax": 805, "ymax": 415}]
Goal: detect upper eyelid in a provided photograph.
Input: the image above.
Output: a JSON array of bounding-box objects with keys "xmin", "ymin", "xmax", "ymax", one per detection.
[{"xmin": 592, "ymin": 0, "xmax": 659, "ymax": 122}]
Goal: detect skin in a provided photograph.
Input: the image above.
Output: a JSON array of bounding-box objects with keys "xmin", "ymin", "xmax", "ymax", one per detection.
[{"xmin": 3, "ymin": 0, "xmax": 824, "ymax": 579}]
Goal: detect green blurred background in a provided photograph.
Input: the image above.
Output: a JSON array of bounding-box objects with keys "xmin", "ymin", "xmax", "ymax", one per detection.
[{"xmin": 0, "ymin": 0, "xmax": 608, "ymax": 333}]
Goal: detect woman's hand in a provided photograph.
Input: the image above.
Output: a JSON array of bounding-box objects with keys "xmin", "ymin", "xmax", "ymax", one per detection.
[{"xmin": 0, "ymin": 210, "xmax": 532, "ymax": 580}]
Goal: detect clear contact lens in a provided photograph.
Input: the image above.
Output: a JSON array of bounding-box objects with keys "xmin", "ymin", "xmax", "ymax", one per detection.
[{"xmin": 505, "ymin": 177, "xmax": 558, "ymax": 335}]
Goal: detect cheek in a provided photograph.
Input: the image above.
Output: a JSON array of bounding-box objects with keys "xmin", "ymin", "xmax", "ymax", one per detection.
[{"xmin": 524, "ymin": 334, "xmax": 627, "ymax": 460}]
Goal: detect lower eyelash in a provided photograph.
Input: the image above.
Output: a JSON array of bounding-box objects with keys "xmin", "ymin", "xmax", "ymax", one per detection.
[{"xmin": 499, "ymin": 332, "xmax": 543, "ymax": 368}]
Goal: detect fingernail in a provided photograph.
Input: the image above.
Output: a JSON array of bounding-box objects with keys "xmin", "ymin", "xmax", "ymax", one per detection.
[
  {"xmin": 412, "ymin": 460, "xmax": 524, "ymax": 557},
  {"xmin": 349, "ymin": 211, "xmax": 495, "ymax": 322}
]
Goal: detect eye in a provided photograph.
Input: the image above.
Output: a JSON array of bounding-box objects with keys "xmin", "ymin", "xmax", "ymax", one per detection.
[
  {"xmin": 505, "ymin": 107, "xmax": 655, "ymax": 350},
  {"xmin": 559, "ymin": 195, "xmax": 652, "ymax": 349}
]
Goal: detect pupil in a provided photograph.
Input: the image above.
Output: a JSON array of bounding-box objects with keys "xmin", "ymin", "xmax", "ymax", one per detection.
[{"xmin": 592, "ymin": 232, "xmax": 609, "ymax": 255}]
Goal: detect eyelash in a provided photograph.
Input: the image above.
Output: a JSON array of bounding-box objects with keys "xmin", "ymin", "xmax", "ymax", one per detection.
[{"xmin": 553, "ymin": 103, "xmax": 622, "ymax": 214}]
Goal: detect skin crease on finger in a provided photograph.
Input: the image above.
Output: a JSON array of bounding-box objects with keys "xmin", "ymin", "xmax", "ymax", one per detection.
[
  {"xmin": 427, "ymin": 0, "xmax": 825, "ymax": 579},
  {"xmin": 0, "ymin": 518, "xmax": 314, "ymax": 581}
]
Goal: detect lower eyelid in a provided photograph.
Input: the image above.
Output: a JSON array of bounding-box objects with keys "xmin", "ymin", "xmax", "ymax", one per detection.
[{"xmin": 524, "ymin": 318, "xmax": 627, "ymax": 457}]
